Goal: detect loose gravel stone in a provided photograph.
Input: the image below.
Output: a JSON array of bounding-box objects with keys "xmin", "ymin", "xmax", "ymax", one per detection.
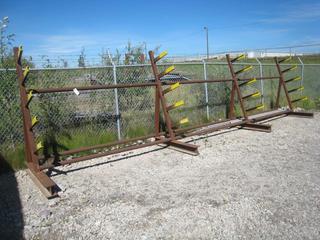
[{"xmin": 0, "ymin": 113, "xmax": 320, "ymax": 239}]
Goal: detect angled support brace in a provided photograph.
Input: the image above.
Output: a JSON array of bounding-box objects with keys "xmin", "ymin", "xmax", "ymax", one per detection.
[{"xmin": 240, "ymin": 123, "xmax": 272, "ymax": 133}]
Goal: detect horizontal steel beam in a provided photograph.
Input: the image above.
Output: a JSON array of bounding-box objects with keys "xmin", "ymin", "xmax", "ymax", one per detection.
[
  {"xmin": 241, "ymin": 123, "xmax": 272, "ymax": 133},
  {"xmin": 38, "ymin": 133, "xmax": 165, "ymax": 161},
  {"xmin": 29, "ymin": 77, "xmax": 279, "ymax": 94},
  {"xmin": 167, "ymin": 140, "xmax": 199, "ymax": 155},
  {"xmin": 40, "ymin": 137, "xmax": 172, "ymax": 170},
  {"xmin": 287, "ymin": 111, "xmax": 314, "ymax": 118}
]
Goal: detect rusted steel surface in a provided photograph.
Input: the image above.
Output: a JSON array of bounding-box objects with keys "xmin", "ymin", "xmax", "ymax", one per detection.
[
  {"xmin": 32, "ymin": 82, "xmax": 156, "ymax": 94},
  {"xmin": 274, "ymin": 57, "xmax": 293, "ymax": 110},
  {"xmin": 14, "ymin": 46, "xmax": 314, "ymax": 198},
  {"xmin": 38, "ymin": 109, "xmax": 292, "ymax": 171},
  {"xmin": 287, "ymin": 111, "xmax": 314, "ymax": 117},
  {"xmin": 226, "ymin": 54, "xmax": 248, "ymax": 120},
  {"xmin": 38, "ymin": 133, "xmax": 164, "ymax": 161},
  {"xmin": 241, "ymin": 123, "xmax": 272, "ymax": 133},
  {"xmin": 14, "ymin": 47, "xmax": 38, "ymax": 170},
  {"xmin": 59, "ymin": 139, "xmax": 171, "ymax": 165},
  {"xmin": 149, "ymin": 51, "xmax": 176, "ymax": 139},
  {"xmin": 14, "ymin": 47, "xmax": 59, "ymax": 197},
  {"xmin": 29, "ymin": 77, "xmax": 279, "ymax": 95}
]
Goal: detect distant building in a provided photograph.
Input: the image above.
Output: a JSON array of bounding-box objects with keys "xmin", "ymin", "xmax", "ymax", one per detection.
[{"xmin": 246, "ymin": 51, "xmax": 302, "ymax": 58}]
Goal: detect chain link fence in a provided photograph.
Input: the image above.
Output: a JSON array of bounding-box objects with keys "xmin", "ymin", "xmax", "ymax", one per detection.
[{"xmin": 1, "ymin": 60, "xmax": 319, "ymax": 168}]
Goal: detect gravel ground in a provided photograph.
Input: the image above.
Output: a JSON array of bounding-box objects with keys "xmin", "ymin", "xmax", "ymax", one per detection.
[{"xmin": 1, "ymin": 113, "xmax": 320, "ymax": 240}]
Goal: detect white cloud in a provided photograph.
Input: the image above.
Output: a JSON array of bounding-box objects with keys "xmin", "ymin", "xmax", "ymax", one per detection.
[
  {"xmin": 260, "ymin": 2, "xmax": 320, "ymax": 24},
  {"xmin": 24, "ymin": 32, "xmax": 145, "ymax": 56}
]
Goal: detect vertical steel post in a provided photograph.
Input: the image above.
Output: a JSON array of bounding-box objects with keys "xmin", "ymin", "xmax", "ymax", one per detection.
[
  {"xmin": 297, "ymin": 57, "xmax": 304, "ymax": 97},
  {"xmin": 14, "ymin": 46, "xmax": 58, "ymax": 198},
  {"xmin": 255, "ymin": 58, "xmax": 264, "ymax": 105},
  {"xmin": 202, "ymin": 60, "xmax": 209, "ymax": 120},
  {"xmin": 13, "ymin": 47, "xmax": 39, "ymax": 170}
]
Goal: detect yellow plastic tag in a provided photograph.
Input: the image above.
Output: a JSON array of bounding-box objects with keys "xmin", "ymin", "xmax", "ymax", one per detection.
[
  {"xmin": 290, "ymin": 65, "xmax": 297, "ymax": 71},
  {"xmin": 23, "ymin": 66, "xmax": 30, "ymax": 79},
  {"xmin": 236, "ymin": 65, "xmax": 253, "ymax": 74},
  {"xmin": 17, "ymin": 46, "xmax": 23, "ymax": 61},
  {"xmin": 179, "ymin": 118, "xmax": 189, "ymax": 124},
  {"xmin": 27, "ymin": 90, "xmax": 33, "ymax": 102},
  {"xmin": 31, "ymin": 116, "xmax": 38, "ymax": 127},
  {"xmin": 256, "ymin": 104, "xmax": 264, "ymax": 110},
  {"xmin": 155, "ymin": 51, "xmax": 168, "ymax": 62},
  {"xmin": 252, "ymin": 92, "xmax": 261, "ymax": 98},
  {"xmin": 173, "ymin": 100, "xmax": 184, "ymax": 108},
  {"xmin": 163, "ymin": 65, "xmax": 175, "ymax": 75},
  {"xmin": 163, "ymin": 82, "xmax": 180, "ymax": 94},
  {"xmin": 247, "ymin": 78, "xmax": 256, "ymax": 85},
  {"xmin": 231, "ymin": 54, "xmax": 245, "ymax": 62},
  {"xmin": 36, "ymin": 142, "xmax": 43, "ymax": 151}
]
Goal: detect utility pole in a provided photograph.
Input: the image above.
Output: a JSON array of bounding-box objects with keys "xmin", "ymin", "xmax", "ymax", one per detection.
[{"xmin": 204, "ymin": 27, "xmax": 209, "ymax": 59}]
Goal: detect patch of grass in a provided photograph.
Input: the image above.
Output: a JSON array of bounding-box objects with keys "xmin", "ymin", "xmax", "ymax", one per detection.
[
  {"xmin": 125, "ymin": 126, "xmax": 153, "ymax": 139},
  {"xmin": 58, "ymin": 129, "xmax": 118, "ymax": 150},
  {"xmin": 300, "ymin": 98, "xmax": 317, "ymax": 110}
]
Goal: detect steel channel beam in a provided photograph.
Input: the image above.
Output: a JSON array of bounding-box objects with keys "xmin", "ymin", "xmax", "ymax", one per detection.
[
  {"xmin": 33, "ymin": 82, "xmax": 156, "ymax": 94},
  {"xmin": 38, "ymin": 133, "xmax": 165, "ymax": 161},
  {"xmin": 167, "ymin": 140, "xmax": 199, "ymax": 155},
  {"xmin": 40, "ymin": 137, "xmax": 172, "ymax": 170},
  {"xmin": 240, "ymin": 123, "xmax": 272, "ymax": 133},
  {"xmin": 30, "ymin": 77, "xmax": 279, "ymax": 94},
  {"xmin": 287, "ymin": 111, "xmax": 314, "ymax": 118},
  {"xmin": 40, "ymin": 109, "xmax": 293, "ymax": 169},
  {"xmin": 247, "ymin": 109, "xmax": 291, "ymax": 122}
]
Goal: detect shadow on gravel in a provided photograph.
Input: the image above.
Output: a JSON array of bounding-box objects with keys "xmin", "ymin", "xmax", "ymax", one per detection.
[
  {"xmin": 49, "ymin": 128, "xmax": 239, "ymax": 177},
  {"xmin": 0, "ymin": 154, "xmax": 24, "ymax": 240}
]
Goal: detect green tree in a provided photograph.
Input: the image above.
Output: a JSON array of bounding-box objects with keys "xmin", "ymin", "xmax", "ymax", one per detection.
[
  {"xmin": 0, "ymin": 16, "xmax": 33, "ymax": 152},
  {"xmin": 124, "ymin": 41, "xmax": 145, "ymax": 65},
  {"xmin": 100, "ymin": 48, "xmax": 121, "ymax": 66},
  {"xmin": 0, "ymin": 17, "xmax": 14, "ymax": 63}
]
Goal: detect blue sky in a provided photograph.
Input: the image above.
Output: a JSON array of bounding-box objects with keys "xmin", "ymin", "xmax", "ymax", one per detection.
[{"xmin": 1, "ymin": 0, "xmax": 320, "ymax": 57}]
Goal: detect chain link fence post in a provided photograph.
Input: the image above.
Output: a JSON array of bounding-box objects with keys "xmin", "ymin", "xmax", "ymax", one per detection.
[
  {"xmin": 113, "ymin": 65, "xmax": 121, "ymax": 140},
  {"xmin": 107, "ymin": 50, "xmax": 122, "ymax": 140},
  {"xmin": 255, "ymin": 58, "xmax": 264, "ymax": 105},
  {"xmin": 202, "ymin": 60, "xmax": 209, "ymax": 120},
  {"xmin": 297, "ymin": 57, "xmax": 304, "ymax": 97}
]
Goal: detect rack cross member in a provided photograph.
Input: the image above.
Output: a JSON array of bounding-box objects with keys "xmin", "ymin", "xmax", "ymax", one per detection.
[{"xmin": 149, "ymin": 50, "xmax": 199, "ymax": 155}]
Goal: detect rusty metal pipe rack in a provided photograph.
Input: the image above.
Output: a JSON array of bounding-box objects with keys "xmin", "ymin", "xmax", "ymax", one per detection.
[{"xmin": 14, "ymin": 47, "xmax": 313, "ymax": 198}]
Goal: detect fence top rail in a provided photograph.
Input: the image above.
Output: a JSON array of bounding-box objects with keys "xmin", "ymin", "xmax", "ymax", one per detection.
[{"xmin": 1, "ymin": 63, "xmax": 319, "ymax": 72}]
